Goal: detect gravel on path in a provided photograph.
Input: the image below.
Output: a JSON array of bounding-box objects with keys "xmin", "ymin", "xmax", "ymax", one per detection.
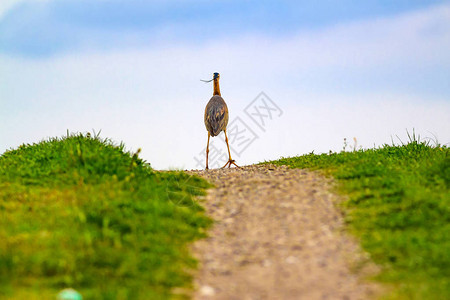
[{"xmin": 188, "ymin": 164, "xmax": 381, "ymax": 300}]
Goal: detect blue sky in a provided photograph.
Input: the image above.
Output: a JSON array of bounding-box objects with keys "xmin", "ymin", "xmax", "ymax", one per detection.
[
  {"xmin": 1, "ymin": 0, "xmax": 448, "ymax": 56},
  {"xmin": 1, "ymin": 1, "xmax": 449, "ymax": 169}
]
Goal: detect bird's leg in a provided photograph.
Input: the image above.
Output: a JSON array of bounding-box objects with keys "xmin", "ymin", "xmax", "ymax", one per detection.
[
  {"xmin": 205, "ymin": 133, "xmax": 210, "ymax": 170},
  {"xmin": 221, "ymin": 130, "xmax": 240, "ymax": 168}
]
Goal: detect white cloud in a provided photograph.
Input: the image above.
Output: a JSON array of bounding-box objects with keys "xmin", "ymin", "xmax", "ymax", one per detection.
[
  {"xmin": 1, "ymin": 4, "xmax": 449, "ymax": 169},
  {"xmin": 0, "ymin": 0, "xmax": 22, "ymax": 19},
  {"xmin": 0, "ymin": 0, "xmax": 53, "ymax": 20}
]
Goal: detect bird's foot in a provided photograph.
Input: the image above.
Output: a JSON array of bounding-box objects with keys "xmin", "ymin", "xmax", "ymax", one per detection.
[{"xmin": 221, "ymin": 159, "xmax": 240, "ymax": 169}]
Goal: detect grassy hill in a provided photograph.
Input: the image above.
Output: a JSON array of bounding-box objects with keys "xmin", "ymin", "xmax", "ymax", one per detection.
[
  {"xmin": 2, "ymin": 132, "xmax": 448, "ymax": 300},
  {"xmin": 269, "ymin": 138, "xmax": 450, "ymax": 299},
  {"xmin": 0, "ymin": 133, "xmax": 212, "ymax": 299}
]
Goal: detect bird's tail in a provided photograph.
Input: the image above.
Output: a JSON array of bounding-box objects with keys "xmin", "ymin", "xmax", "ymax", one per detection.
[{"xmin": 211, "ymin": 125, "xmax": 222, "ymax": 137}]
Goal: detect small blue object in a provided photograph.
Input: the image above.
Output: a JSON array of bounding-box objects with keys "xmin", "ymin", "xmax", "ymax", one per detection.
[{"xmin": 57, "ymin": 288, "xmax": 83, "ymax": 300}]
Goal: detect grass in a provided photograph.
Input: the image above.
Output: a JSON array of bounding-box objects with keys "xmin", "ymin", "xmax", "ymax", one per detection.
[
  {"xmin": 269, "ymin": 136, "xmax": 450, "ymax": 300},
  {"xmin": 0, "ymin": 133, "xmax": 212, "ymax": 300}
]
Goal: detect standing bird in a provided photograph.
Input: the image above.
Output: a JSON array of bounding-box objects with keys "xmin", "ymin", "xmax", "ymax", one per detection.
[{"xmin": 202, "ymin": 72, "xmax": 239, "ymax": 170}]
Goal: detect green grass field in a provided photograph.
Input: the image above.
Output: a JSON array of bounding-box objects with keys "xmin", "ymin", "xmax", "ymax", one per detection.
[
  {"xmin": 2, "ymin": 132, "xmax": 449, "ymax": 300},
  {"xmin": 0, "ymin": 133, "xmax": 212, "ymax": 299},
  {"xmin": 270, "ymin": 137, "xmax": 450, "ymax": 299}
]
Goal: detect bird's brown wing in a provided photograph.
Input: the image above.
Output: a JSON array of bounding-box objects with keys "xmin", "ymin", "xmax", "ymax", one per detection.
[{"xmin": 205, "ymin": 97, "xmax": 229, "ymax": 137}]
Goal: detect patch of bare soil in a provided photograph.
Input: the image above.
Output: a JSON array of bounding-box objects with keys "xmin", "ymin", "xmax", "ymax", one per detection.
[{"xmin": 188, "ymin": 164, "xmax": 381, "ymax": 300}]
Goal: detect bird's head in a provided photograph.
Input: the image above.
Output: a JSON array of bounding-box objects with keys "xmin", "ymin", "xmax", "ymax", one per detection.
[{"xmin": 201, "ymin": 72, "xmax": 220, "ymax": 83}]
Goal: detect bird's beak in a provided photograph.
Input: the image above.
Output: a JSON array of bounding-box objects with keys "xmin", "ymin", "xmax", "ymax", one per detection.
[{"xmin": 200, "ymin": 78, "xmax": 214, "ymax": 83}]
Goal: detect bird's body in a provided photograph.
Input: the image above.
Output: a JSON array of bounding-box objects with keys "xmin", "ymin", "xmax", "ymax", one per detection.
[
  {"xmin": 204, "ymin": 95, "xmax": 229, "ymax": 137},
  {"xmin": 202, "ymin": 72, "xmax": 238, "ymax": 169}
]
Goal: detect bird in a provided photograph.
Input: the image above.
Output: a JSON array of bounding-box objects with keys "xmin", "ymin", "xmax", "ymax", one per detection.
[{"xmin": 202, "ymin": 72, "xmax": 239, "ymax": 170}]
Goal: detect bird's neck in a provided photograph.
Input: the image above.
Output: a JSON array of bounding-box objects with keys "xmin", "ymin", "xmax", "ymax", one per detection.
[{"xmin": 213, "ymin": 79, "xmax": 221, "ymax": 96}]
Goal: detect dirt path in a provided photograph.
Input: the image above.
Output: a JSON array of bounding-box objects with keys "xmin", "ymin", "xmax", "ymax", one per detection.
[{"xmin": 188, "ymin": 165, "xmax": 380, "ymax": 300}]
